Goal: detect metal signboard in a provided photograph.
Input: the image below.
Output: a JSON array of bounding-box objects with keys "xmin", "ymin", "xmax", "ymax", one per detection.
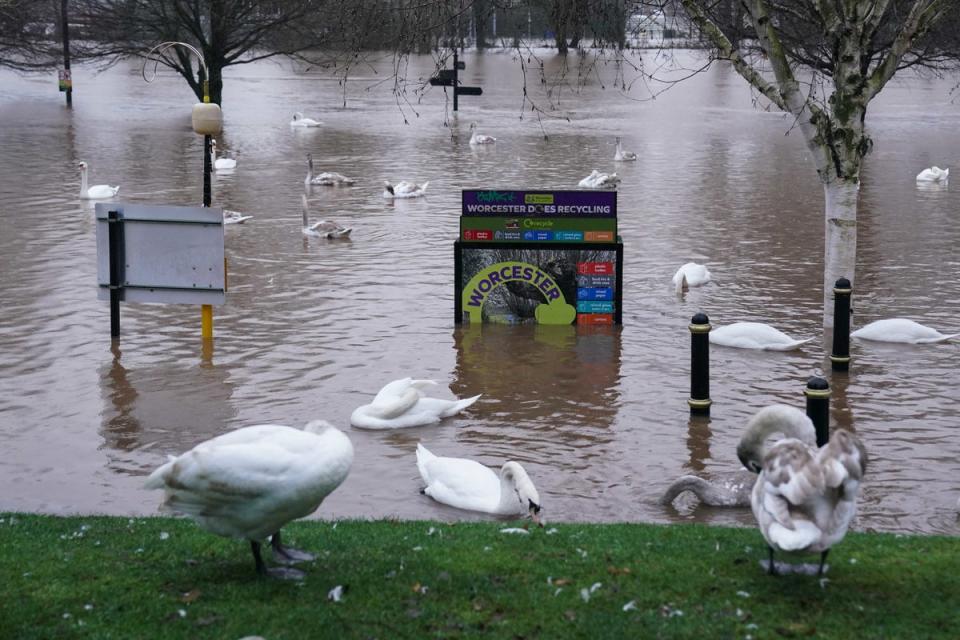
[
  {"xmin": 95, "ymin": 203, "xmax": 225, "ymax": 305},
  {"xmin": 460, "ymin": 190, "xmax": 617, "ymax": 243}
]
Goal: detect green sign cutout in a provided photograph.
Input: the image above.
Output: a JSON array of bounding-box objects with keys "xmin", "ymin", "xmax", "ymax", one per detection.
[{"xmin": 461, "ymin": 261, "xmax": 577, "ymax": 324}]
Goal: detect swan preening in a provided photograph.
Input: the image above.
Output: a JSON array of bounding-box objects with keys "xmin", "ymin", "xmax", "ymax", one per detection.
[
  {"xmin": 738, "ymin": 404, "xmax": 867, "ymax": 575},
  {"xmin": 305, "ymin": 153, "xmax": 356, "ymax": 186},
  {"xmin": 672, "ymin": 262, "xmax": 711, "ymax": 295},
  {"xmin": 223, "ymin": 209, "xmax": 253, "ymax": 225},
  {"xmin": 710, "ymin": 322, "xmax": 813, "ymax": 351},
  {"xmin": 469, "ymin": 122, "xmax": 496, "ymax": 145},
  {"xmin": 383, "ymin": 180, "xmax": 429, "ymax": 199},
  {"xmin": 851, "ymin": 318, "xmax": 960, "ymax": 344},
  {"xmin": 301, "ymin": 194, "xmax": 351, "ymax": 238},
  {"xmin": 350, "ymin": 378, "xmax": 480, "ymax": 429},
  {"xmin": 659, "ymin": 472, "xmax": 753, "ymax": 507},
  {"xmin": 144, "ymin": 420, "xmax": 353, "ymax": 579},
  {"xmin": 915, "ymin": 166, "xmax": 949, "ymax": 182},
  {"xmin": 78, "ymin": 161, "xmax": 119, "ymax": 199},
  {"xmin": 614, "ymin": 137, "xmax": 637, "ymax": 162},
  {"xmin": 290, "ymin": 112, "xmax": 322, "ymax": 127},
  {"xmin": 211, "ymin": 140, "xmax": 237, "ymax": 171},
  {"xmin": 416, "ymin": 444, "xmax": 542, "ymax": 523},
  {"xmin": 578, "ymin": 169, "xmax": 620, "ymax": 189}
]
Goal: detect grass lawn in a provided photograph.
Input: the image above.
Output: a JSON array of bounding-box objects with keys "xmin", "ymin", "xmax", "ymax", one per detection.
[{"xmin": 1, "ymin": 513, "xmax": 957, "ymax": 639}]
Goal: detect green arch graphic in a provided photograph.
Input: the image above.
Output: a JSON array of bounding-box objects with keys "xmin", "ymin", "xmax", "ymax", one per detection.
[{"xmin": 462, "ymin": 261, "xmax": 576, "ymax": 324}]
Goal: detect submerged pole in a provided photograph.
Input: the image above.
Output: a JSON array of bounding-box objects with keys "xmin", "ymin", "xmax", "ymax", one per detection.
[
  {"xmin": 804, "ymin": 376, "xmax": 831, "ymax": 447},
  {"xmin": 830, "ymin": 277, "xmax": 852, "ymax": 371},
  {"xmin": 688, "ymin": 313, "xmax": 711, "ymax": 415}
]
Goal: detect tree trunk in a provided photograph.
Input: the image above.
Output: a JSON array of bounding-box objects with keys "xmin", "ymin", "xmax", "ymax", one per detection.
[{"xmin": 821, "ymin": 179, "xmax": 859, "ymax": 328}]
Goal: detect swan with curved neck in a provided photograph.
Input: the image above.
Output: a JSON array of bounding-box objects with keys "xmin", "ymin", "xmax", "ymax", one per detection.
[
  {"xmin": 211, "ymin": 140, "xmax": 236, "ymax": 171},
  {"xmin": 416, "ymin": 444, "xmax": 543, "ymax": 522},
  {"xmin": 737, "ymin": 404, "xmax": 867, "ymax": 576},
  {"xmin": 614, "ymin": 137, "xmax": 637, "ymax": 161},
  {"xmin": 578, "ymin": 169, "xmax": 620, "ymax": 189},
  {"xmin": 305, "ymin": 154, "xmax": 356, "ymax": 186},
  {"xmin": 301, "ymin": 195, "xmax": 351, "ymax": 238},
  {"xmin": 469, "ymin": 122, "xmax": 496, "ymax": 145},
  {"xmin": 350, "ymin": 378, "xmax": 479, "ymax": 429},
  {"xmin": 290, "ymin": 112, "xmax": 322, "ymax": 127},
  {"xmin": 78, "ymin": 162, "xmax": 119, "ymax": 199},
  {"xmin": 659, "ymin": 472, "xmax": 753, "ymax": 507},
  {"xmin": 672, "ymin": 262, "xmax": 711, "ymax": 295},
  {"xmin": 383, "ymin": 180, "xmax": 429, "ymax": 199}
]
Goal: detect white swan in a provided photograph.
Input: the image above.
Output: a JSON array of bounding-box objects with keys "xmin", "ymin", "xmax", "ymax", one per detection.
[
  {"xmin": 738, "ymin": 404, "xmax": 867, "ymax": 575},
  {"xmin": 301, "ymin": 195, "xmax": 351, "ymax": 238},
  {"xmin": 710, "ymin": 322, "xmax": 813, "ymax": 351},
  {"xmin": 416, "ymin": 443, "xmax": 542, "ymax": 522},
  {"xmin": 614, "ymin": 137, "xmax": 637, "ymax": 162},
  {"xmin": 383, "ymin": 180, "xmax": 429, "ymax": 199},
  {"xmin": 915, "ymin": 166, "xmax": 949, "ymax": 182},
  {"xmin": 144, "ymin": 420, "xmax": 353, "ymax": 579},
  {"xmin": 469, "ymin": 122, "xmax": 496, "ymax": 145},
  {"xmin": 211, "ymin": 140, "xmax": 237, "ymax": 171},
  {"xmin": 850, "ymin": 318, "xmax": 960, "ymax": 344},
  {"xmin": 578, "ymin": 169, "xmax": 620, "ymax": 189},
  {"xmin": 350, "ymin": 378, "xmax": 480, "ymax": 429},
  {"xmin": 672, "ymin": 262, "xmax": 712, "ymax": 295},
  {"xmin": 78, "ymin": 161, "xmax": 119, "ymax": 199},
  {"xmin": 290, "ymin": 112, "xmax": 322, "ymax": 127},
  {"xmin": 659, "ymin": 472, "xmax": 754, "ymax": 507},
  {"xmin": 304, "ymin": 153, "xmax": 356, "ymax": 186},
  {"xmin": 223, "ymin": 209, "xmax": 253, "ymax": 225}
]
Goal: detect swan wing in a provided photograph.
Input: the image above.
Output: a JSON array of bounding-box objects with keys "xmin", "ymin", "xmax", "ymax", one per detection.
[
  {"xmin": 753, "ymin": 439, "xmax": 826, "ymax": 551},
  {"xmin": 419, "ymin": 451, "xmax": 501, "ymax": 512},
  {"xmin": 816, "ymin": 429, "xmax": 867, "ymax": 491}
]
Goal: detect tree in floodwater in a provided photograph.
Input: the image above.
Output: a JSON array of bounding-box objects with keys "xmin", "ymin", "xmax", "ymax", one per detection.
[
  {"xmin": 0, "ymin": 0, "xmax": 61, "ymax": 70},
  {"xmin": 656, "ymin": 0, "xmax": 960, "ymax": 326}
]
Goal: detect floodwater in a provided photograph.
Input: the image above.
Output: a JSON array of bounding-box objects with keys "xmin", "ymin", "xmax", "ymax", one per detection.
[{"xmin": 0, "ymin": 50, "xmax": 958, "ymax": 535}]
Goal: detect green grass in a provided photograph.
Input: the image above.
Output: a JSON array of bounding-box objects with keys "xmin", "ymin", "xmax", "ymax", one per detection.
[{"xmin": 1, "ymin": 514, "xmax": 957, "ymax": 639}]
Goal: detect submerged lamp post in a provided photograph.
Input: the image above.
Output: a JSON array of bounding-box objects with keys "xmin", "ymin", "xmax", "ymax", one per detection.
[{"xmin": 143, "ymin": 42, "xmax": 223, "ymax": 339}]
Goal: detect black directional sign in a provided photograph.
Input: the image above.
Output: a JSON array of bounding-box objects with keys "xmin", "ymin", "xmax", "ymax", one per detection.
[{"xmin": 429, "ymin": 52, "xmax": 482, "ymax": 111}]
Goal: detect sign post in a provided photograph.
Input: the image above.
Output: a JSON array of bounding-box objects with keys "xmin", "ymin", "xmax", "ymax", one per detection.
[{"xmin": 429, "ymin": 51, "xmax": 483, "ymax": 111}]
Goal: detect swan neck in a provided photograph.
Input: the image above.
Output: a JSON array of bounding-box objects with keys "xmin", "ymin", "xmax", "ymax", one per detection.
[
  {"xmin": 496, "ymin": 466, "xmax": 518, "ymax": 514},
  {"xmin": 80, "ymin": 166, "xmax": 88, "ymax": 195},
  {"xmin": 302, "ymin": 199, "xmax": 309, "ymax": 227},
  {"xmin": 741, "ymin": 406, "xmax": 816, "ymax": 460}
]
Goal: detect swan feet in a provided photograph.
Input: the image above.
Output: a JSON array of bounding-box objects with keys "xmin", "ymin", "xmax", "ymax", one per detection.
[
  {"xmin": 270, "ymin": 531, "xmax": 316, "ymax": 565},
  {"xmin": 250, "ymin": 539, "xmax": 309, "ymax": 580},
  {"xmin": 760, "ymin": 556, "xmax": 830, "ymax": 577}
]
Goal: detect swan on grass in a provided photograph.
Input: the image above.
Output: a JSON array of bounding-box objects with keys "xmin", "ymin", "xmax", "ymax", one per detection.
[
  {"xmin": 614, "ymin": 137, "xmax": 637, "ymax": 162},
  {"xmin": 210, "ymin": 140, "xmax": 237, "ymax": 171},
  {"xmin": 659, "ymin": 472, "xmax": 754, "ymax": 508},
  {"xmin": 416, "ymin": 443, "xmax": 542, "ymax": 523},
  {"xmin": 469, "ymin": 122, "xmax": 496, "ymax": 145},
  {"xmin": 350, "ymin": 378, "xmax": 480, "ymax": 429},
  {"xmin": 290, "ymin": 112, "xmax": 322, "ymax": 127},
  {"xmin": 301, "ymin": 194, "xmax": 351, "ymax": 238},
  {"xmin": 304, "ymin": 153, "xmax": 356, "ymax": 186},
  {"xmin": 915, "ymin": 166, "xmax": 949, "ymax": 182},
  {"xmin": 578, "ymin": 169, "xmax": 620, "ymax": 189},
  {"xmin": 850, "ymin": 318, "xmax": 960, "ymax": 344},
  {"xmin": 383, "ymin": 180, "xmax": 429, "ymax": 199},
  {"xmin": 738, "ymin": 404, "xmax": 867, "ymax": 576},
  {"xmin": 710, "ymin": 322, "xmax": 813, "ymax": 351},
  {"xmin": 672, "ymin": 262, "xmax": 711, "ymax": 295},
  {"xmin": 78, "ymin": 161, "xmax": 119, "ymax": 199},
  {"xmin": 144, "ymin": 420, "xmax": 353, "ymax": 580}
]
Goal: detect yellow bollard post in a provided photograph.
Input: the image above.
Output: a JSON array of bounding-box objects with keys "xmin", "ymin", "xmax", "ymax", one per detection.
[{"xmin": 201, "ymin": 304, "xmax": 213, "ymax": 339}]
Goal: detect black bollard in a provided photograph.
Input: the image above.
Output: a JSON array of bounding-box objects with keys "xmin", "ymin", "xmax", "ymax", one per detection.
[
  {"xmin": 804, "ymin": 376, "xmax": 831, "ymax": 447},
  {"xmin": 830, "ymin": 277, "xmax": 852, "ymax": 371},
  {"xmin": 688, "ymin": 313, "xmax": 711, "ymax": 415}
]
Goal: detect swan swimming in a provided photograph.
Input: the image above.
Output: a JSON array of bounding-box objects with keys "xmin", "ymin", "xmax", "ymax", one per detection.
[
  {"xmin": 383, "ymin": 180, "xmax": 429, "ymax": 199},
  {"xmin": 290, "ymin": 112, "xmax": 322, "ymax": 127},
  {"xmin": 211, "ymin": 140, "xmax": 237, "ymax": 171},
  {"xmin": 614, "ymin": 137, "xmax": 637, "ymax": 162},
  {"xmin": 672, "ymin": 262, "xmax": 712, "ymax": 295},
  {"xmin": 416, "ymin": 443, "xmax": 542, "ymax": 522},
  {"xmin": 710, "ymin": 322, "xmax": 813, "ymax": 351},
  {"xmin": 144, "ymin": 420, "xmax": 353, "ymax": 579},
  {"xmin": 659, "ymin": 472, "xmax": 754, "ymax": 507},
  {"xmin": 301, "ymin": 195, "xmax": 351, "ymax": 238},
  {"xmin": 469, "ymin": 122, "xmax": 496, "ymax": 145},
  {"xmin": 223, "ymin": 209, "xmax": 253, "ymax": 225},
  {"xmin": 850, "ymin": 318, "xmax": 960, "ymax": 344},
  {"xmin": 578, "ymin": 169, "xmax": 620, "ymax": 189},
  {"xmin": 78, "ymin": 161, "xmax": 119, "ymax": 199},
  {"xmin": 738, "ymin": 404, "xmax": 867, "ymax": 575},
  {"xmin": 350, "ymin": 378, "xmax": 480, "ymax": 429},
  {"xmin": 304, "ymin": 153, "xmax": 356, "ymax": 186},
  {"xmin": 915, "ymin": 166, "xmax": 949, "ymax": 182}
]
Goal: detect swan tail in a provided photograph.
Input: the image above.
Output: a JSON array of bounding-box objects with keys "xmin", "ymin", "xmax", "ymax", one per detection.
[
  {"xmin": 766, "ymin": 337, "xmax": 815, "ymax": 351},
  {"xmin": 440, "ymin": 394, "xmax": 482, "ymax": 418},
  {"xmin": 419, "ymin": 181, "xmax": 429, "ymax": 193},
  {"xmin": 917, "ymin": 332, "xmax": 960, "ymax": 344},
  {"xmin": 767, "ymin": 519, "xmax": 822, "ymax": 551},
  {"xmin": 415, "ymin": 443, "xmax": 436, "ymax": 483}
]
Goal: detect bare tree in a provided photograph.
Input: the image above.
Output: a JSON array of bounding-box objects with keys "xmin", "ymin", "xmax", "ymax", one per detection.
[{"xmin": 0, "ymin": 0, "xmax": 60, "ymax": 70}]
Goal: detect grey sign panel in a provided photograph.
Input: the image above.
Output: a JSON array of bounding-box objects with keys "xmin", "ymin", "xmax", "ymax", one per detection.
[{"xmin": 95, "ymin": 203, "xmax": 225, "ymax": 305}]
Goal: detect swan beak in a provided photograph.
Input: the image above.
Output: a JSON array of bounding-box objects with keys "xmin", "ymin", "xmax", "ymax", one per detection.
[{"xmin": 528, "ymin": 501, "xmax": 544, "ymax": 527}]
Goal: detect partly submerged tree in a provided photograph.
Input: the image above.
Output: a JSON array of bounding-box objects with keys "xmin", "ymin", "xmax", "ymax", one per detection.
[
  {"xmin": 0, "ymin": 0, "xmax": 61, "ymax": 70},
  {"xmin": 660, "ymin": 0, "xmax": 960, "ymax": 325}
]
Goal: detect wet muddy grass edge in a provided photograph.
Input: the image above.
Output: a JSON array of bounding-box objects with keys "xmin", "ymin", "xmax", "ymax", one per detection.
[{"xmin": 2, "ymin": 513, "xmax": 957, "ymax": 639}]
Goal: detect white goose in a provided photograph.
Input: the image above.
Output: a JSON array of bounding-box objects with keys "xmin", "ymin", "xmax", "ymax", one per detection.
[
  {"xmin": 851, "ymin": 318, "xmax": 960, "ymax": 344},
  {"xmin": 416, "ymin": 444, "xmax": 542, "ymax": 522},
  {"xmin": 578, "ymin": 169, "xmax": 620, "ymax": 189},
  {"xmin": 301, "ymin": 195, "xmax": 351, "ymax": 238},
  {"xmin": 383, "ymin": 180, "xmax": 429, "ymax": 199},
  {"xmin": 78, "ymin": 161, "xmax": 119, "ymax": 199},
  {"xmin": 659, "ymin": 472, "xmax": 754, "ymax": 507},
  {"xmin": 290, "ymin": 112, "xmax": 322, "ymax": 127},
  {"xmin": 350, "ymin": 378, "xmax": 480, "ymax": 429},
  {"xmin": 304, "ymin": 153, "xmax": 356, "ymax": 186},
  {"xmin": 915, "ymin": 166, "xmax": 949, "ymax": 182},
  {"xmin": 469, "ymin": 122, "xmax": 496, "ymax": 145},
  {"xmin": 672, "ymin": 262, "xmax": 712, "ymax": 295},
  {"xmin": 211, "ymin": 140, "xmax": 237, "ymax": 171},
  {"xmin": 223, "ymin": 209, "xmax": 253, "ymax": 225},
  {"xmin": 710, "ymin": 322, "xmax": 813, "ymax": 351},
  {"xmin": 614, "ymin": 137, "xmax": 637, "ymax": 161},
  {"xmin": 738, "ymin": 404, "xmax": 867, "ymax": 575},
  {"xmin": 144, "ymin": 420, "xmax": 353, "ymax": 580}
]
